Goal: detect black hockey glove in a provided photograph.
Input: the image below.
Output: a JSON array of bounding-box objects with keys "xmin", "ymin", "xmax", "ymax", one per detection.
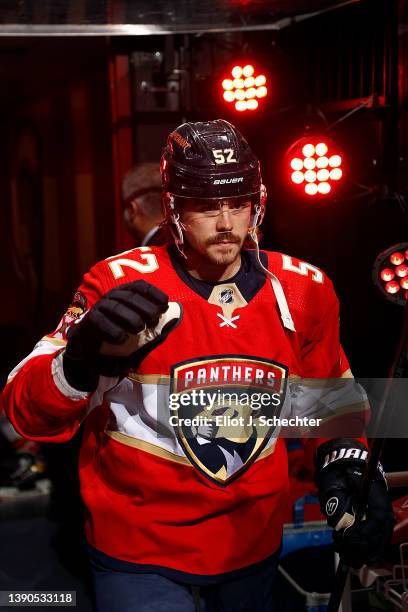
[
  {"xmin": 316, "ymin": 439, "xmax": 395, "ymax": 569},
  {"xmin": 63, "ymin": 280, "xmax": 181, "ymax": 392}
]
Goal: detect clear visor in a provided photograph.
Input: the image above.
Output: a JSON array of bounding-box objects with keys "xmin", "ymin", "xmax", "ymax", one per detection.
[
  {"xmin": 173, "ymin": 192, "xmax": 260, "ymax": 208},
  {"xmin": 174, "ymin": 194, "xmax": 260, "ymax": 217}
]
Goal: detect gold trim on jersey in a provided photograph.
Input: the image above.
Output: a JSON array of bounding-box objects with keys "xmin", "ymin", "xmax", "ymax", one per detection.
[
  {"xmin": 288, "ymin": 369, "xmax": 354, "ymax": 385},
  {"xmin": 105, "ymin": 430, "xmax": 192, "ymax": 465},
  {"xmin": 127, "ymin": 372, "xmax": 171, "ymax": 384},
  {"xmin": 255, "ymin": 438, "xmax": 277, "ymax": 461},
  {"xmin": 314, "ymin": 401, "xmax": 369, "ymax": 420},
  {"xmin": 105, "ymin": 429, "xmax": 277, "ymax": 466},
  {"xmin": 41, "ymin": 336, "xmax": 67, "ymax": 347}
]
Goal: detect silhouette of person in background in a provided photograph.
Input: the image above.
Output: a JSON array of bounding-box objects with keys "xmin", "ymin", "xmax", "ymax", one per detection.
[{"xmin": 122, "ymin": 162, "xmax": 167, "ymax": 246}]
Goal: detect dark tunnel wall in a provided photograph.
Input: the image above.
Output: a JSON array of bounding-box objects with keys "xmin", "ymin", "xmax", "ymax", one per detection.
[{"xmin": 0, "ymin": 38, "xmax": 115, "ymax": 369}]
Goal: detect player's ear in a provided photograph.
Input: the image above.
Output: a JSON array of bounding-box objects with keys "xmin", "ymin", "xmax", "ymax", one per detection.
[
  {"xmin": 129, "ymin": 199, "xmax": 141, "ymax": 219},
  {"xmin": 123, "ymin": 199, "xmax": 140, "ymax": 231}
]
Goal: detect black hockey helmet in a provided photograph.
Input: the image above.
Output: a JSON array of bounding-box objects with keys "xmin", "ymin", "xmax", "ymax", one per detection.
[{"xmin": 160, "ymin": 119, "xmax": 263, "ymax": 201}]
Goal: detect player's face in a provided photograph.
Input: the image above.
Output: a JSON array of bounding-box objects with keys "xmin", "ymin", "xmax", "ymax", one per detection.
[{"xmin": 179, "ymin": 197, "xmax": 252, "ymax": 267}]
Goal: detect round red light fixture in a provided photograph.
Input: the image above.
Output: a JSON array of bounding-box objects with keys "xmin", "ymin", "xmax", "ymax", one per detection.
[
  {"xmin": 380, "ymin": 269, "xmax": 395, "ymax": 282},
  {"xmin": 286, "ymin": 136, "xmax": 344, "ymax": 198},
  {"xmin": 390, "ymin": 252, "xmax": 404, "ymax": 266},
  {"xmin": 221, "ymin": 64, "xmax": 268, "ymax": 112},
  {"xmin": 373, "ymin": 242, "xmax": 408, "ymax": 305},
  {"xmin": 385, "ymin": 281, "xmax": 400, "ymax": 294}
]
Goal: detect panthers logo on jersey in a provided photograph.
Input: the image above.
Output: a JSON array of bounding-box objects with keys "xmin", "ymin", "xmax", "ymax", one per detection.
[{"xmin": 170, "ymin": 355, "xmax": 288, "ymax": 485}]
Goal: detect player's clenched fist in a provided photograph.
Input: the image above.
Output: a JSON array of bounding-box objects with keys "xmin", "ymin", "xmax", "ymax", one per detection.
[{"xmin": 62, "ymin": 280, "xmax": 181, "ymax": 392}]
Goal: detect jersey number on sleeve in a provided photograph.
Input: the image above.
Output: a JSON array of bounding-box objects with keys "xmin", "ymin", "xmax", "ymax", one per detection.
[
  {"xmin": 107, "ymin": 247, "xmax": 159, "ymax": 279},
  {"xmin": 281, "ymin": 255, "xmax": 324, "ymax": 283}
]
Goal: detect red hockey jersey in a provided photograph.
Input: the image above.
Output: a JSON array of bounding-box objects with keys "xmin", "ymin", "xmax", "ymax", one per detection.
[{"xmin": 1, "ymin": 246, "xmax": 364, "ymax": 583}]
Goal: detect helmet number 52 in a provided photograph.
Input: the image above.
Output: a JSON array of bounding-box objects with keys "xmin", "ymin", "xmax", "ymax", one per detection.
[{"xmin": 212, "ymin": 148, "xmax": 237, "ymax": 164}]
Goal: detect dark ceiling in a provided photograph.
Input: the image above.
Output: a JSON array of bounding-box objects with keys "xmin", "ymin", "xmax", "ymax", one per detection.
[{"xmin": 0, "ymin": 0, "xmax": 361, "ymax": 34}]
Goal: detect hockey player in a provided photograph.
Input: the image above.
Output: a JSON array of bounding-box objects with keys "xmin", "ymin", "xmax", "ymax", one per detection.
[{"xmin": 1, "ymin": 120, "xmax": 394, "ymax": 611}]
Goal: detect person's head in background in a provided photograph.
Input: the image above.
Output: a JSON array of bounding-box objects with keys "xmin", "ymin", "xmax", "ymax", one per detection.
[{"xmin": 122, "ymin": 162, "xmax": 164, "ymax": 246}]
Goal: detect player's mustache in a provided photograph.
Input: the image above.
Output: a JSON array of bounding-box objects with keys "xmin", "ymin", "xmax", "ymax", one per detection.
[{"xmin": 206, "ymin": 232, "xmax": 241, "ymax": 245}]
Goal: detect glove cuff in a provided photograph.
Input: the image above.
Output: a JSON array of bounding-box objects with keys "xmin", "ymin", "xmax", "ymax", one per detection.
[
  {"xmin": 316, "ymin": 439, "xmax": 368, "ymax": 477},
  {"xmin": 316, "ymin": 438, "xmax": 387, "ymax": 489},
  {"xmin": 62, "ymin": 350, "xmax": 99, "ymax": 393},
  {"xmin": 52, "ymin": 351, "xmax": 92, "ymax": 399}
]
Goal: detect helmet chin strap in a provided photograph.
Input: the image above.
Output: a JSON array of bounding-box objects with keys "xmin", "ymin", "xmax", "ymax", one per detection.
[
  {"xmin": 249, "ymin": 205, "xmax": 296, "ymax": 333},
  {"xmin": 170, "ymin": 212, "xmax": 188, "ymax": 259},
  {"xmin": 166, "ymin": 194, "xmax": 188, "ymax": 259}
]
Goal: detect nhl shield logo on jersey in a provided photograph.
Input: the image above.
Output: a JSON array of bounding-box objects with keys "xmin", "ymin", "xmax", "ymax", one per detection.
[
  {"xmin": 170, "ymin": 356, "xmax": 288, "ymax": 485},
  {"xmin": 219, "ymin": 288, "xmax": 234, "ymax": 305}
]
